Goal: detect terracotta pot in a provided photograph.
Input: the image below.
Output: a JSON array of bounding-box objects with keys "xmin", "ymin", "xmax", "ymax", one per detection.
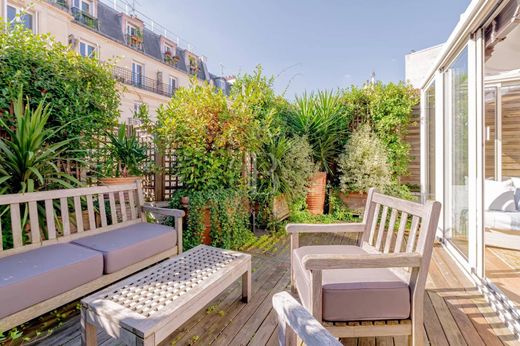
[
  {"xmin": 98, "ymin": 176, "xmax": 142, "ymax": 186},
  {"xmin": 201, "ymin": 207, "xmax": 212, "ymax": 245},
  {"xmin": 339, "ymin": 191, "xmax": 368, "ymax": 214},
  {"xmin": 306, "ymin": 172, "xmax": 327, "ymax": 215},
  {"xmin": 272, "ymin": 194, "xmax": 290, "ymax": 221}
]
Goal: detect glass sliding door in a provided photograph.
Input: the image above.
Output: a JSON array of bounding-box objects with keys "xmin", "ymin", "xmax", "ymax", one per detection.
[
  {"xmin": 445, "ymin": 47, "xmax": 470, "ymax": 258},
  {"xmin": 426, "ymin": 84, "xmax": 436, "ymax": 201}
]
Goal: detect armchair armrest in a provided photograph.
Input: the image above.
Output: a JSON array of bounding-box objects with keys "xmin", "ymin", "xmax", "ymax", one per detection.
[
  {"xmin": 303, "ymin": 252, "xmax": 422, "ymax": 271},
  {"xmin": 286, "ymin": 223, "xmax": 366, "ymax": 234},
  {"xmin": 272, "ymin": 292, "xmax": 341, "ymax": 346},
  {"xmin": 142, "ymin": 206, "xmax": 185, "ymax": 218}
]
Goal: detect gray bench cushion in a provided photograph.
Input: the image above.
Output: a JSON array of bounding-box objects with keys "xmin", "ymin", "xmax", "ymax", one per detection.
[
  {"xmin": 293, "ymin": 245, "xmax": 410, "ymax": 322},
  {"xmin": 72, "ymin": 223, "xmax": 176, "ymax": 274},
  {"xmin": 0, "ymin": 244, "xmax": 103, "ymax": 319}
]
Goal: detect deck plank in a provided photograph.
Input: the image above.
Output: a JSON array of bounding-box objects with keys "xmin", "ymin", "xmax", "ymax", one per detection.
[{"xmin": 29, "ymin": 233, "xmax": 519, "ymax": 346}]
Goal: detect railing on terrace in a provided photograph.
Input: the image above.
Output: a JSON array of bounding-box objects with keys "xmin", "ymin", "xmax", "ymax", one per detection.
[
  {"xmin": 125, "ymin": 33, "xmax": 144, "ymax": 51},
  {"xmin": 112, "ymin": 65, "xmax": 175, "ymax": 98},
  {"xmin": 71, "ymin": 7, "xmax": 99, "ymax": 30}
]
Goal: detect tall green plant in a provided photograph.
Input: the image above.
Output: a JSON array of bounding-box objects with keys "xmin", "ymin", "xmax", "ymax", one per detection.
[
  {"xmin": 99, "ymin": 124, "xmax": 148, "ymax": 178},
  {"xmin": 0, "ymin": 92, "xmax": 79, "ymax": 194},
  {"xmin": 285, "ymin": 91, "xmax": 350, "ymax": 176}
]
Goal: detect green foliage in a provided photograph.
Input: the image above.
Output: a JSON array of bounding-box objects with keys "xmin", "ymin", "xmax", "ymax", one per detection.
[
  {"xmin": 170, "ymin": 189, "xmax": 254, "ymax": 250},
  {"xmin": 288, "ymin": 189, "xmax": 357, "ymax": 225},
  {"xmin": 0, "ymin": 92, "xmax": 79, "ymax": 195},
  {"xmin": 342, "ymin": 82, "xmax": 419, "ymax": 178},
  {"xmin": 99, "ymin": 124, "xmax": 148, "ymax": 178},
  {"xmin": 0, "ymin": 23, "xmax": 120, "ymax": 159},
  {"xmin": 256, "ymin": 135, "xmax": 315, "ymax": 203},
  {"xmin": 284, "ymin": 91, "xmax": 351, "ymax": 176},
  {"xmin": 155, "ymin": 81, "xmax": 254, "ymax": 191},
  {"xmin": 338, "ymin": 124, "xmax": 392, "ymax": 194}
]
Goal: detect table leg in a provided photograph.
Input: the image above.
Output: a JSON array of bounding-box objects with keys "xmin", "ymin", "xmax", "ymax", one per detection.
[
  {"xmin": 81, "ymin": 307, "xmax": 97, "ymax": 346},
  {"xmin": 242, "ymin": 262, "xmax": 252, "ymax": 303}
]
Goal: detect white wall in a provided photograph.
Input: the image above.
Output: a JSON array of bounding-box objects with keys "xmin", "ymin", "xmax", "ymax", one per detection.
[{"xmin": 405, "ymin": 44, "xmax": 445, "ymax": 89}]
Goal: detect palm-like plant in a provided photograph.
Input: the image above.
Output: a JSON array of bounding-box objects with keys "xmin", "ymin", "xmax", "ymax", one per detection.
[
  {"xmin": 102, "ymin": 124, "xmax": 148, "ymax": 178},
  {"xmin": 285, "ymin": 91, "xmax": 350, "ymax": 176},
  {"xmin": 0, "ymin": 92, "xmax": 79, "ymax": 194}
]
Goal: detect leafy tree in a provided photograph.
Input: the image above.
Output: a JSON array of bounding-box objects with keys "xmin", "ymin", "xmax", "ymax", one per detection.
[
  {"xmin": 155, "ymin": 81, "xmax": 254, "ymax": 191},
  {"xmin": 0, "ymin": 23, "xmax": 120, "ymax": 159}
]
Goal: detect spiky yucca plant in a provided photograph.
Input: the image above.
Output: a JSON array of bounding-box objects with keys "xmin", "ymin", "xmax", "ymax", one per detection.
[
  {"xmin": 285, "ymin": 91, "xmax": 350, "ymax": 176},
  {"xmin": 0, "ymin": 92, "xmax": 79, "ymax": 194}
]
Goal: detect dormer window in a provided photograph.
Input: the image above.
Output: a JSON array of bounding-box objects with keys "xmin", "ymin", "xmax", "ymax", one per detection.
[{"xmin": 126, "ymin": 23, "xmax": 144, "ymax": 51}]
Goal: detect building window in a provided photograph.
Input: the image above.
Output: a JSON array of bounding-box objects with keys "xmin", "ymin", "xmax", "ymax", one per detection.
[
  {"xmin": 164, "ymin": 44, "xmax": 175, "ymax": 55},
  {"xmin": 168, "ymin": 76, "xmax": 177, "ymax": 95},
  {"xmin": 132, "ymin": 62, "xmax": 144, "ymax": 87},
  {"xmin": 73, "ymin": 0, "xmax": 92, "ymax": 14},
  {"xmin": 127, "ymin": 23, "xmax": 138, "ymax": 36},
  {"xmin": 79, "ymin": 41, "xmax": 96, "ymax": 58},
  {"xmin": 7, "ymin": 4, "xmax": 34, "ymax": 31}
]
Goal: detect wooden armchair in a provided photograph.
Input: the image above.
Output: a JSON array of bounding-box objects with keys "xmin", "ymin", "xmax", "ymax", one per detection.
[{"xmin": 287, "ymin": 188, "xmax": 441, "ymax": 345}]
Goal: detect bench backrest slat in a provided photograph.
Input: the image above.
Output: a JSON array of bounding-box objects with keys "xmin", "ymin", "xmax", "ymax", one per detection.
[{"xmin": 0, "ymin": 181, "xmax": 145, "ymax": 257}]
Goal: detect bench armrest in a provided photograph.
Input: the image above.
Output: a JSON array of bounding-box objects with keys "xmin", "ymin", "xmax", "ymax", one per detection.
[
  {"xmin": 303, "ymin": 252, "xmax": 422, "ymax": 271},
  {"xmin": 142, "ymin": 206, "xmax": 185, "ymax": 218},
  {"xmin": 286, "ymin": 223, "xmax": 366, "ymax": 234}
]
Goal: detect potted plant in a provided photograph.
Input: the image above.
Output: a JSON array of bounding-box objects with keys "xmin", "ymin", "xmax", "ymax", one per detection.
[
  {"xmin": 255, "ymin": 135, "xmax": 315, "ymax": 222},
  {"xmin": 130, "ymin": 28, "xmax": 143, "ymax": 46},
  {"xmin": 338, "ymin": 124, "xmax": 392, "ymax": 212},
  {"xmin": 98, "ymin": 124, "xmax": 149, "ymax": 186},
  {"xmin": 285, "ymin": 91, "xmax": 350, "ymax": 214},
  {"xmin": 189, "ymin": 56, "xmax": 199, "ymax": 74}
]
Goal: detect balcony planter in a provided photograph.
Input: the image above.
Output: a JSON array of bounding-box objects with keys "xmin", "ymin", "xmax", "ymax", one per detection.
[{"xmin": 306, "ymin": 172, "xmax": 326, "ymax": 215}]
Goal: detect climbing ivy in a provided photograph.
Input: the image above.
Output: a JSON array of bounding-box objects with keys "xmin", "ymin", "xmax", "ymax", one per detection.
[{"xmin": 170, "ymin": 189, "xmax": 254, "ymax": 250}]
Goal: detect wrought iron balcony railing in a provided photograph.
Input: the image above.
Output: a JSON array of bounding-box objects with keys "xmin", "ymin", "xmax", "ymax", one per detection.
[
  {"xmin": 112, "ymin": 66, "xmax": 175, "ymax": 98},
  {"xmin": 71, "ymin": 7, "xmax": 99, "ymax": 30}
]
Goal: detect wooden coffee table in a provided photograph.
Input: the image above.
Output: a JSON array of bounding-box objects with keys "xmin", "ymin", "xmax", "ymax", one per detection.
[{"xmin": 80, "ymin": 245, "xmax": 251, "ymax": 345}]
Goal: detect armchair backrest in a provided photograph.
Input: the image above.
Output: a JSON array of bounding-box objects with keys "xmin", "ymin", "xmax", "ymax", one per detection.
[{"xmin": 360, "ymin": 188, "xmax": 441, "ymax": 303}]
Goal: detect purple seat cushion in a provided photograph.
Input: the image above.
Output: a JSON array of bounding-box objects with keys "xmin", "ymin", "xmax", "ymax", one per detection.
[
  {"xmin": 0, "ymin": 244, "xmax": 103, "ymax": 319},
  {"xmin": 293, "ymin": 245, "xmax": 411, "ymax": 322},
  {"xmin": 72, "ymin": 223, "xmax": 176, "ymax": 274}
]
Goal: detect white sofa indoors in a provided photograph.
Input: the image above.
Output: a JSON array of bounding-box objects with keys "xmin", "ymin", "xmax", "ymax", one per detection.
[{"xmin": 484, "ymin": 178, "xmax": 520, "ymax": 250}]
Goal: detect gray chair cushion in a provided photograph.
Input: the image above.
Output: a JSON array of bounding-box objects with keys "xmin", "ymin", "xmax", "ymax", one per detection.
[
  {"xmin": 0, "ymin": 244, "xmax": 103, "ymax": 319},
  {"xmin": 293, "ymin": 245, "xmax": 411, "ymax": 322},
  {"xmin": 72, "ymin": 223, "xmax": 176, "ymax": 274}
]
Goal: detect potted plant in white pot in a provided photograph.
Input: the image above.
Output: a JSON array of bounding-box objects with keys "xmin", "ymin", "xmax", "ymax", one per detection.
[
  {"xmin": 338, "ymin": 124, "xmax": 392, "ymax": 213},
  {"xmin": 98, "ymin": 124, "xmax": 149, "ymax": 186}
]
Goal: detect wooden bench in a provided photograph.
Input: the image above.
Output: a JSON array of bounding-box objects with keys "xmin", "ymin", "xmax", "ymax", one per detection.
[
  {"xmin": 0, "ymin": 181, "xmax": 184, "ymax": 333},
  {"xmin": 80, "ymin": 245, "xmax": 252, "ymax": 346}
]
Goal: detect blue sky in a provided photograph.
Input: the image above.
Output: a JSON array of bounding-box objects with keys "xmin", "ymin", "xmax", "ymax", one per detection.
[{"xmin": 143, "ymin": 1, "xmax": 470, "ymax": 97}]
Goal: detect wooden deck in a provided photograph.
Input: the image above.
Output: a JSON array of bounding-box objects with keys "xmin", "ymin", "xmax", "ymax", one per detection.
[{"xmin": 35, "ymin": 232, "xmax": 520, "ymax": 346}]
